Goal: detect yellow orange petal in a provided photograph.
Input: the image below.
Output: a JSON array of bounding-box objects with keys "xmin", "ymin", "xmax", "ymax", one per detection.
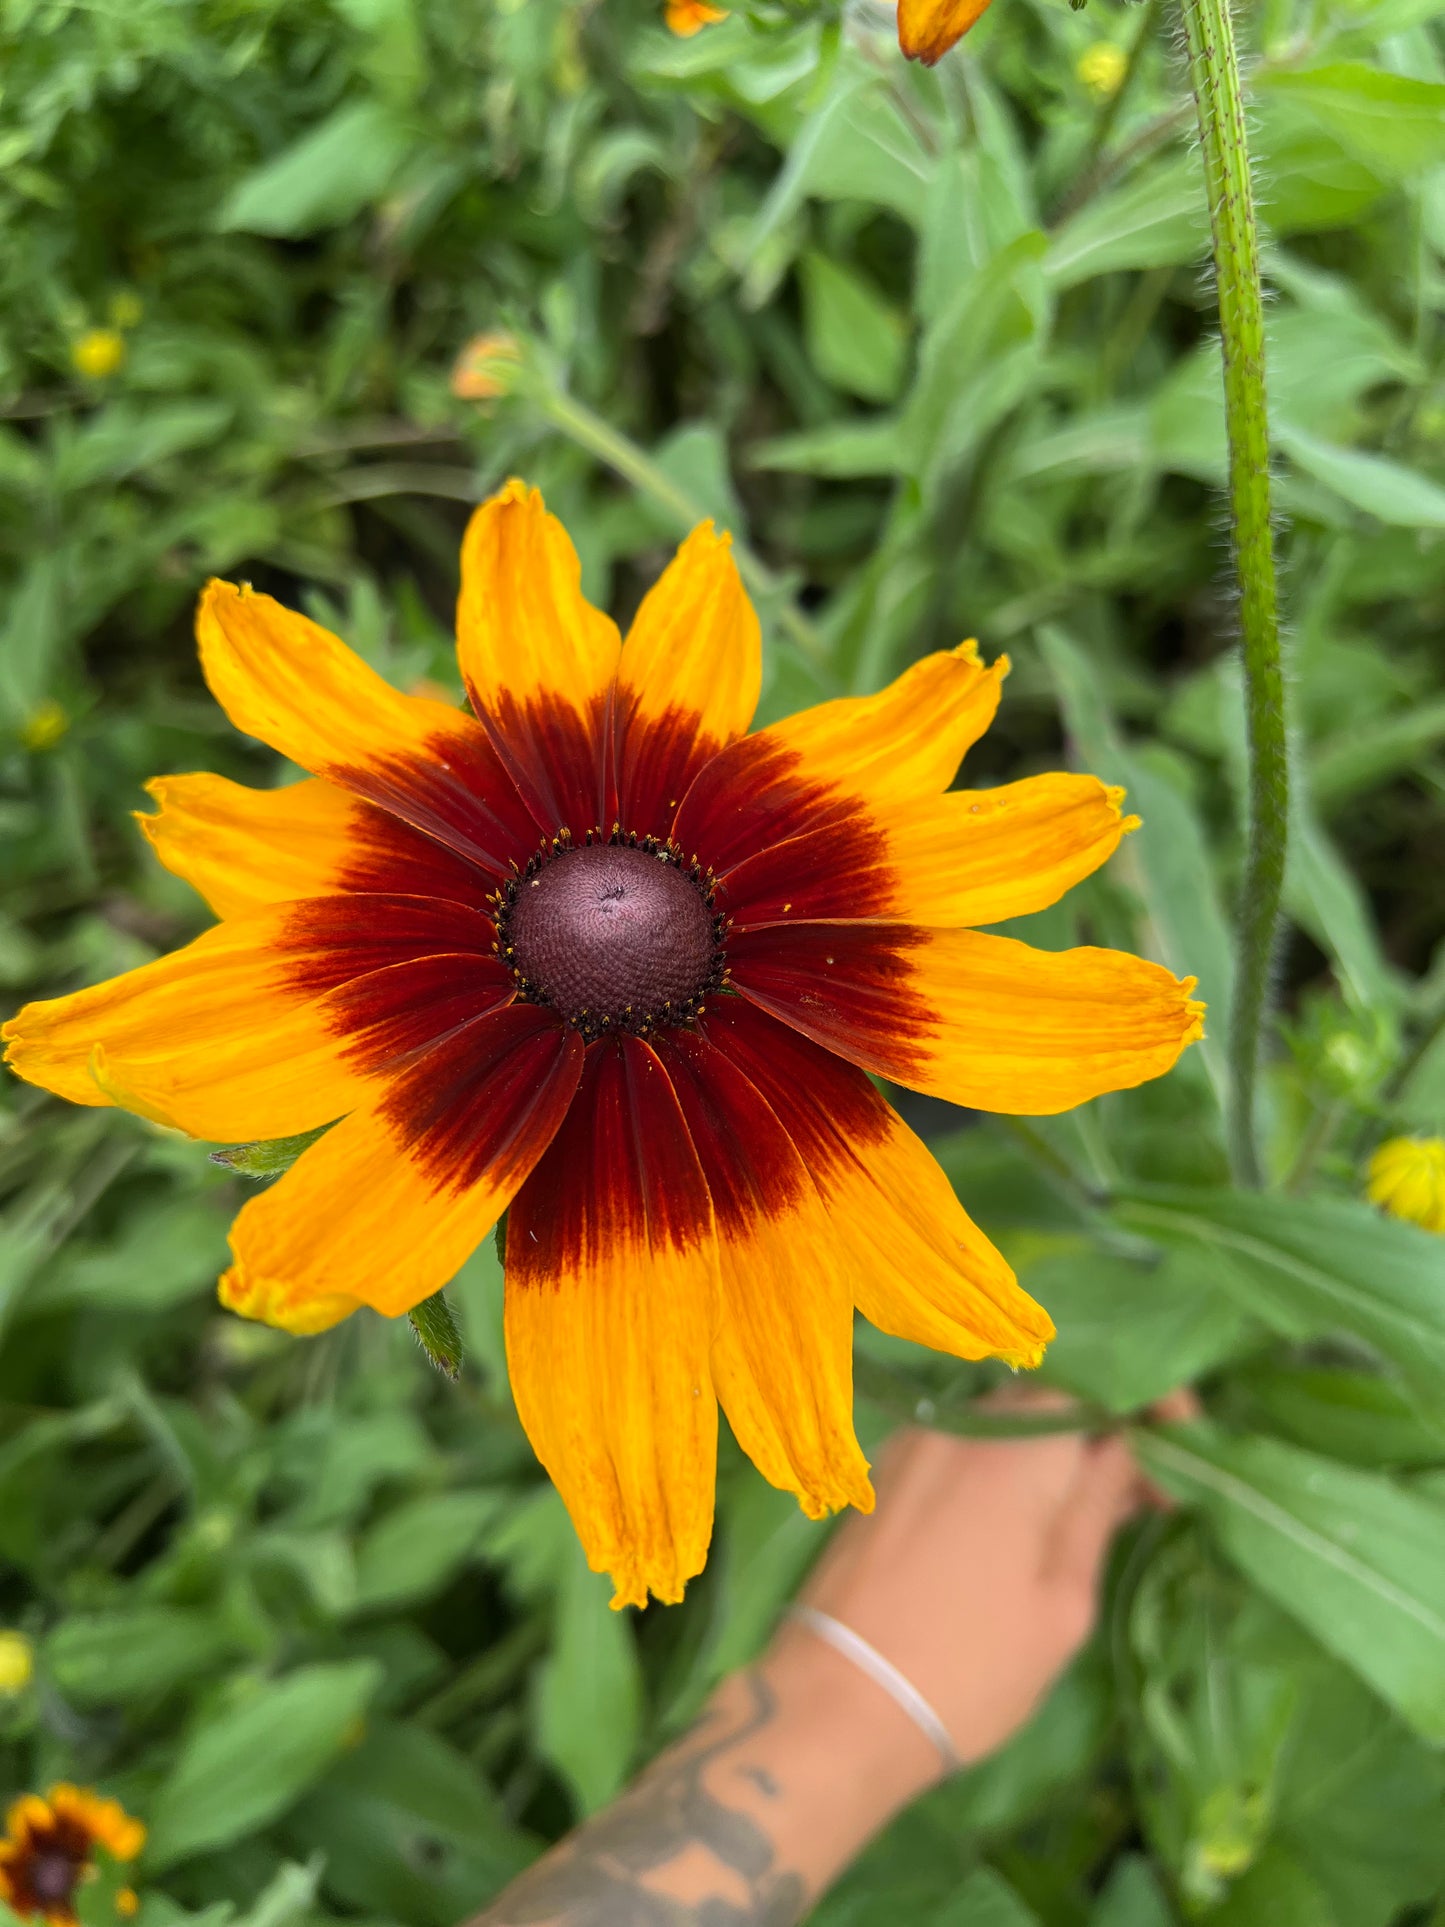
[
  {"xmin": 702, "ymin": 1001, "xmax": 1053, "ymax": 1367},
  {"xmin": 4, "ymin": 1796, "xmax": 52, "ymax": 1846},
  {"xmin": 196, "ymin": 581, "xmax": 540, "ymax": 876},
  {"xmin": 674, "ymin": 642, "xmax": 1005, "ymax": 876},
  {"xmin": 653, "ymin": 1029, "xmax": 874, "ymax": 1520},
  {"xmin": 140, "ymin": 774, "xmax": 360, "ymax": 918},
  {"xmin": 724, "ymin": 772, "xmax": 1133, "ymax": 930},
  {"xmin": 139, "ymin": 773, "xmax": 498, "ymax": 920},
  {"xmin": 222, "ymin": 1007, "xmax": 582, "ymax": 1334},
  {"xmin": 47, "ymin": 1786, "xmax": 145, "ymax": 1862},
  {"xmin": 666, "ymin": 0, "xmax": 727, "ymax": 34},
  {"xmin": 771, "ymin": 641, "xmax": 1004, "ymax": 807},
  {"xmin": 898, "ymin": 0, "xmax": 996, "ymax": 65},
  {"xmin": 886, "ymin": 774, "xmax": 1133, "ymax": 926},
  {"xmin": 614, "ymin": 523, "xmax": 762, "ymax": 839},
  {"xmin": 456, "ymin": 480, "xmax": 620, "ymax": 828},
  {"xmin": 728, "ymin": 924, "xmax": 1204, "ymax": 1115},
  {"xmin": 505, "ymin": 1037, "xmax": 719, "ymax": 1608},
  {"xmin": 1367, "ymin": 1135, "xmax": 1445, "ymax": 1234},
  {"xmin": 2, "ymin": 910, "xmax": 374, "ymax": 1138}
]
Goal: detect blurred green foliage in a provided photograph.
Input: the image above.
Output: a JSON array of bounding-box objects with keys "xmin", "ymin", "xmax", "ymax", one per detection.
[{"xmin": 2, "ymin": 0, "xmax": 1445, "ymax": 1923}]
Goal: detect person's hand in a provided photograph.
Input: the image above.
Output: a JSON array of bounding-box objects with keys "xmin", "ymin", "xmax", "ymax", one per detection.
[
  {"xmin": 785, "ymin": 1391, "xmax": 1158, "ymax": 1770},
  {"xmin": 475, "ymin": 1390, "xmax": 1193, "ymax": 1924}
]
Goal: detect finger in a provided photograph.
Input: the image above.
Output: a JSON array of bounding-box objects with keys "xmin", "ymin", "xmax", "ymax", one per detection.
[
  {"xmin": 1148, "ymin": 1386, "xmax": 1203, "ymax": 1425},
  {"xmin": 1134, "ymin": 1385, "xmax": 1204, "ymax": 1507},
  {"xmin": 1042, "ymin": 1432, "xmax": 1148, "ymax": 1593}
]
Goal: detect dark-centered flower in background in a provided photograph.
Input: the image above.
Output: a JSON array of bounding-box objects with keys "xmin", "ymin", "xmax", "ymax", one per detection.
[
  {"xmin": 0, "ymin": 1786, "xmax": 144, "ymax": 1924},
  {"xmin": 4, "ymin": 482, "xmax": 1202, "ymax": 1606}
]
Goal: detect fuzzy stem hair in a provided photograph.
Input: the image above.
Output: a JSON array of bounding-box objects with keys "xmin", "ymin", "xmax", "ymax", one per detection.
[{"xmin": 1179, "ymin": 0, "xmax": 1289, "ymax": 1189}]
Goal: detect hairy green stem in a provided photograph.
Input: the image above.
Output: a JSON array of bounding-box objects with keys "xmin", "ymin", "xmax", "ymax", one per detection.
[{"xmin": 1179, "ymin": 0, "xmax": 1288, "ymax": 1190}]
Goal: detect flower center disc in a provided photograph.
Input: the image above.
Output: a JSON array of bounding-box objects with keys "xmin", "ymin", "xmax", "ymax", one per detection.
[
  {"xmin": 506, "ymin": 844, "xmax": 719, "ymax": 1037},
  {"xmin": 27, "ymin": 1851, "xmax": 81, "ymax": 1907}
]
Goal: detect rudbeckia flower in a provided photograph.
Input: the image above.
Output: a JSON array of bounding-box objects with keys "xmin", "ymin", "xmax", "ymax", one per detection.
[
  {"xmin": 4, "ymin": 482, "xmax": 1202, "ymax": 1606},
  {"xmin": 898, "ymin": 0, "xmax": 996, "ymax": 66},
  {"xmin": 1367, "ymin": 1135, "xmax": 1445, "ymax": 1235},
  {"xmin": 0, "ymin": 1785, "xmax": 144, "ymax": 1924}
]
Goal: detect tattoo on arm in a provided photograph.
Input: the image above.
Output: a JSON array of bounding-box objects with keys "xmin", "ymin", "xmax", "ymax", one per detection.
[{"xmin": 472, "ymin": 1671, "xmax": 810, "ymax": 1927}]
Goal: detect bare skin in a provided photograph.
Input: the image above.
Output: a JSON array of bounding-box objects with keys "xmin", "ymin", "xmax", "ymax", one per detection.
[{"xmin": 472, "ymin": 1394, "xmax": 1175, "ymax": 1927}]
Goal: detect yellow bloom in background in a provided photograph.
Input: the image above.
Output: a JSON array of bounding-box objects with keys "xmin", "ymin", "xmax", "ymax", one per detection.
[
  {"xmin": 3, "ymin": 481, "xmax": 1203, "ymax": 1607},
  {"xmin": 0, "ymin": 1633, "xmax": 33, "ymax": 1695},
  {"xmin": 20, "ymin": 703, "xmax": 70, "ymax": 753},
  {"xmin": 1078, "ymin": 42, "xmax": 1128, "ymax": 99},
  {"xmin": 70, "ymin": 330, "xmax": 126, "ymax": 381},
  {"xmin": 898, "ymin": 0, "xmax": 996, "ymax": 66},
  {"xmin": 0, "ymin": 1785, "xmax": 144, "ymax": 1925},
  {"xmin": 665, "ymin": 0, "xmax": 727, "ymax": 36},
  {"xmin": 1367, "ymin": 1135, "xmax": 1445, "ymax": 1235}
]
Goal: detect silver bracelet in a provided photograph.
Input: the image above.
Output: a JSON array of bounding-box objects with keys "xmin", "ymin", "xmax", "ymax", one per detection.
[{"xmin": 787, "ymin": 1604, "xmax": 962, "ymax": 1773}]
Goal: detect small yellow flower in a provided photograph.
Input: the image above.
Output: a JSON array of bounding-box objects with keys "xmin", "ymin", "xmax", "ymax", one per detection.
[
  {"xmin": 0, "ymin": 1633, "xmax": 33, "ymax": 1696},
  {"xmin": 1367, "ymin": 1136, "xmax": 1445, "ymax": 1235},
  {"xmin": 450, "ymin": 332, "xmax": 523, "ymax": 402},
  {"xmin": 1077, "ymin": 43, "xmax": 1128, "ymax": 98},
  {"xmin": 21, "ymin": 702, "xmax": 70, "ymax": 753},
  {"xmin": 665, "ymin": 0, "xmax": 727, "ymax": 36},
  {"xmin": 70, "ymin": 330, "xmax": 126, "ymax": 381},
  {"xmin": 0, "ymin": 1785, "xmax": 144, "ymax": 1924},
  {"xmin": 107, "ymin": 292, "xmax": 144, "ymax": 331}
]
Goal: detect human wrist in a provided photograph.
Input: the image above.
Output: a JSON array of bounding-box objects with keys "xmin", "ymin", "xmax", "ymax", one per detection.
[{"xmin": 748, "ymin": 1617, "xmax": 948, "ymax": 1875}]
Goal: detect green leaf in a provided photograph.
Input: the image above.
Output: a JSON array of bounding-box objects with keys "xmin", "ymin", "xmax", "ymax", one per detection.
[
  {"xmin": 352, "ymin": 1491, "xmax": 500, "ymax": 1613},
  {"xmin": 1136, "ymin": 1426, "xmax": 1445, "ymax": 1743},
  {"xmin": 1258, "ymin": 64, "xmax": 1445, "ymax": 179},
  {"xmin": 47, "ymin": 1606, "xmax": 234, "ymax": 1706},
  {"xmin": 799, "ymin": 251, "xmax": 909, "ymax": 404},
  {"xmin": 218, "ymin": 100, "xmax": 413, "ymax": 236},
  {"xmin": 1234, "ymin": 1363, "xmax": 1445, "ymax": 1469},
  {"xmin": 536, "ymin": 1539, "xmax": 642, "ymax": 1813},
  {"xmin": 747, "ymin": 417, "xmax": 905, "ymax": 479},
  {"xmin": 1118, "ymin": 1188, "xmax": 1445, "ymax": 1402},
  {"xmin": 1277, "ymin": 421, "xmax": 1445, "ymax": 529},
  {"xmin": 1045, "ymin": 157, "xmax": 1209, "ymax": 289},
  {"xmin": 230, "ymin": 1859, "xmax": 323, "ymax": 1927},
  {"xmin": 745, "ymin": 72, "xmax": 933, "ymax": 272},
  {"xmin": 1285, "ymin": 797, "xmax": 1400, "ymax": 1014},
  {"xmin": 1089, "ymin": 1857, "xmax": 1176, "ymax": 1927},
  {"xmin": 288, "ymin": 1720, "xmax": 535, "ymax": 1923},
  {"xmin": 1040, "ymin": 628, "xmax": 1234, "ymax": 1112},
  {"xmin": 211, "ymin": 1124, "xmax": 335, "ymax": 1180},
  {"xmin": 146, "ymin": 1660, "xmax": 383, "ymax": 1870},
  {"xmin": 408, "ymin": 1290, "xmax": 462, "ymax": 1379},
  {"xmin": 933, "ymin": 1868, "xmax": 1040, "ymax": 1927},
  {"xmin": 1031, "ymin": 1245, "xmax": 1257, "ymax": 1414}
]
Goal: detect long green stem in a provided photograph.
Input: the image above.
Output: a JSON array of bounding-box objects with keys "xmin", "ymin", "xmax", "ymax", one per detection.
[
  {"xmin": 540, "ymin": 388, "xmax": 830, "ymax": 673},
  {"xmin": 1179, "ymin": 0, "xmax": 1289, "ymax": 1190}
]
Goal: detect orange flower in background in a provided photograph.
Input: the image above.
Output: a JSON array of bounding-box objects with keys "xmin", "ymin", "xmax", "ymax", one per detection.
[
  {"xmin": 666, "ymin": 0, "xmax": 727, "ymax": 36},
  {"xmin": 0, "ymin": 1786, "xmax": 144, "ymax": 1924},
  {"xmin": 898, "ymin": 0, "xmax": 996, "ymax": 65},
  {"xmin": 4, "ymin": 481, "xmax": 1202, "ymax": 1608}
]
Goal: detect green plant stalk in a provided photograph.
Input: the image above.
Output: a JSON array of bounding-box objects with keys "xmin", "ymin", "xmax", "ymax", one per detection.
[
  {"xmin": 1179, "ymin": 0, "xmax": 1288, "ymax": 1190},
  {"xmin": 539, "ymin": 387, "xmax": 831, "ymax": 674}
]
